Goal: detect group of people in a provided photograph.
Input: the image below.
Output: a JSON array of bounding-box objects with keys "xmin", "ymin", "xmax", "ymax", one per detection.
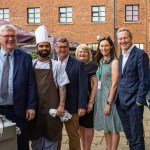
[{"xmin": 0, "ymin": 23, "xmax": 149, "ymax": 150}]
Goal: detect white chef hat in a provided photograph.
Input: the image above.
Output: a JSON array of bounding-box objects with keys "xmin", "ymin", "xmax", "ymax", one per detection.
[{"xmin": 35, "ymin": 25, "xmax": 50, "ymax": 45}]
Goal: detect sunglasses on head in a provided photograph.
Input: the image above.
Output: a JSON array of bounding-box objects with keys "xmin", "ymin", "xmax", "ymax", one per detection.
[{"xmin": 99, "ymin": 36, "xmax": 111, "ymax": 41}]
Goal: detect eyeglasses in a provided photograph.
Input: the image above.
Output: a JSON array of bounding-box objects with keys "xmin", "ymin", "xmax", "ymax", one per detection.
[
  {"xmin": 56, "ymin": 46, "xmax": 69, "ymax": 49},
  {"xmin": 0, "ymin": 34, "xmax": 16, "ymax": 40}
]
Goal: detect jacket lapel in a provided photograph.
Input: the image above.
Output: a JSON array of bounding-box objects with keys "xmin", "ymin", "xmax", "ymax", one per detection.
[
  {"xmin": 13, "ymin": 49, "xmax": 21, "ymax": 79},
  {"xmin": 122, "ymin": 46, "xmax": 136, "ymax": 75},
  {"xmin": 66, "ymin": 56, "xmax": 73, "ymax": 74}
]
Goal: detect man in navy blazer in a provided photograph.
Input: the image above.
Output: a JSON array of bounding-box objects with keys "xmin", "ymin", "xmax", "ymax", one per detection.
[
  {"xmin": 116, "ymin": 28, "xmax": 150, "ymax": 150},
  {"xmin": 55, "ymin": 37, "xmax": 88, "ymax": 150},
  {"xmin": 0, "ymin": 25, "xmax": 36, "ymax": 150}
]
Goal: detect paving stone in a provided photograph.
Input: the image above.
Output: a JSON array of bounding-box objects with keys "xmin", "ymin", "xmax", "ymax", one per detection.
[
  {"xmin": 29, "ymin": 108, "xmax": 150, "ymax": 150},
  {"xmin": 144, "ymin": 126, "xmax": 150, "ymax": 131},
  {"xmin": 92, "ymin": 136, "xmax": 102, "ymax": 144},
  {"xmin": 145, "ymin": 137, "xmax": 150, "ymax": 145},
  {"xmin": 145, "ymin": 146, "xmax": 150, "ymax": 150},
  {"xmin": 61, "ymin": 135, "xmax": 68, "ymax": 144},
  {"xmin": 61, "ymin": 108, "xmax": 150, "ymax": 150},
  {"xmin": 145, "ymin": 131, "xmax": 150, "ymax": 137},
  {"xmin": 118, "ymin": 145, "xmax": 129, "ymax": 150}
]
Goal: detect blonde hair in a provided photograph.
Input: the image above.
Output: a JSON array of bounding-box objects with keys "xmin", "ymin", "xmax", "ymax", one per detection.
[{"xmin": 75, "ymin": 44, "xmax": 92, "ymax": 60}]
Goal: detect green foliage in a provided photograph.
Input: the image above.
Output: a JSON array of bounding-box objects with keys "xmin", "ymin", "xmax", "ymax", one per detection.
[{"xmin": 29, "ymin": 52, "xmax": 38, "ymax": 59}]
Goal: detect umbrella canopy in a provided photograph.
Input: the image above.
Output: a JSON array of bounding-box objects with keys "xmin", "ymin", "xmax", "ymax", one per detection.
[
  {"xmin": 0, "ymin": 19, "xmax": 80, "ymax": 49},
  {"xmin": 0, "ymin": 19, "xmax": 35, "ymax": 44},
  {"xmin": 21, "ymin": 37, "xmax": 80, "ymax": 52}
]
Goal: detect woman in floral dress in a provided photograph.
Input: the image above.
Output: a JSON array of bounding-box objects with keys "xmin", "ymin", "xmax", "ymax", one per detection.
[{"xmin": 94, "ymin": 36, "xmax": 123, "ymax": 150}]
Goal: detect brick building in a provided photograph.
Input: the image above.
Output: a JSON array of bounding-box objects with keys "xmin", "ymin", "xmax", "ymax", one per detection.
[{"xmin": 0, "ymin": 0, "xmax": 150, "ymax": 56}]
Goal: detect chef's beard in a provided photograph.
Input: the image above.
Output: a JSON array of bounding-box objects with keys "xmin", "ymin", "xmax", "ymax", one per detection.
[{"xmin": 37, "ymin": 50, "xmax": 50, "ymax": 57}]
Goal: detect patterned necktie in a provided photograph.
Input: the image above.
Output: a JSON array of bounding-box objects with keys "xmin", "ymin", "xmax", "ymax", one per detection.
[{"xmin": 1, "ymin": 53, "xmax": 10, "ymax": 99}]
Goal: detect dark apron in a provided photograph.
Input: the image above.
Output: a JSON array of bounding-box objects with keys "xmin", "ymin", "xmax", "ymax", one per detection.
[{"xmin": 29, "ymin": 59, "xmax": 62, "ymax": 141}]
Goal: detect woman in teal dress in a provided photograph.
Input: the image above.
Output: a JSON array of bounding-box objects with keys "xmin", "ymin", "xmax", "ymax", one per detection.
[{"xmin": 94, "ymin": 36, "xmax": 123, "ymax": 150}]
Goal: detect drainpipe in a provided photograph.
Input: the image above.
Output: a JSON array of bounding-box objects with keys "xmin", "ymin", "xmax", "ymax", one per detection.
[{"xmin": 114, "ymin": 0, "xmax": 117, "ymax": 51}]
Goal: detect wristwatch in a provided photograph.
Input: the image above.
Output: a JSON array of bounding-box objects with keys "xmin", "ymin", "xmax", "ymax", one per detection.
[{"xmin": 106, "ymin": 101, "xmax": 111, "ymax": 106}]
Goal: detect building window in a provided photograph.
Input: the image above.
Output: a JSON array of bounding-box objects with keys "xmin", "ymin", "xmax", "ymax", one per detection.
[
  {"xmin": 59, "ymin": 7, "xmax": 72, "ymax": 23},
  {"xmin": 27, "ymin": 8, "xmax": 40, "ymax": 24},
  {"xmin": 0, "ymin": 8, "xmax": 9, "ymax": 21},
  {"xmin": 125, "ymin": 5, "xmax": 139, "ymax": 22},
  {"xmin": 87, "ymin": 43, "xmax": 98, "ymax": 51},
  {"xmin": 92, "ymin": 6, "xmax": 105, "ymax": 22},
  {"xmin": 87, "ymin": 43, "xmax": 98, "ymax": 59},
  {"xmin": 134, "ymin": 43, "xmax": 144, "ymax": 50}
]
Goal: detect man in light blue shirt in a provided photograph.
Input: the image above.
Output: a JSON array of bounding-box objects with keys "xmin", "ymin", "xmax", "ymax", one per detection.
[
  {"xmin": 0, "ymin": 47, "xmax": 14, "ymax": 105},
  {"xmin": 0, "ymin": 24, "xmax": 37, "ymax": 150}
]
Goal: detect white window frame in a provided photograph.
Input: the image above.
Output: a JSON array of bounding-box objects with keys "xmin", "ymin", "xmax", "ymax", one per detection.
[
  {"xmin": 92, "ymin": 6, "xmax": 105, "ymax": 22},
  {"xmin": 27, "ymin": 8, "xmax": 40, "ymax": 24},
  {"xmin": 0, "ymin": 8, "xmax": 9, "ymax": 21},
  {"xmin": 59, "ymin": 7, "xmax": 72, "ymax": 23},
  {"xmin": 134, "ymin": 43, "xmax": 144, "ymax": 50},
  {"xmin": 125, "ymin": 5, "xmax": 139, "ymax": 22},
  {"xmin": 87, "ymin": 43, "xmax": 98, "ymax": 51}
]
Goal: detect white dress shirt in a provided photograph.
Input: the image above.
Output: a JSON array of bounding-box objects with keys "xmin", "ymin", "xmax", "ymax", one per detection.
[
  {"xmin": 122, "ymin": 45, "xmax": 134, "ymax": 73},
  {"xmin": 58, "ymin": 55, "xmax": 69, "ymax": 70},
  {"xmin": 0, "ymin": 48, "xmax": 14, "ymax": 105}
]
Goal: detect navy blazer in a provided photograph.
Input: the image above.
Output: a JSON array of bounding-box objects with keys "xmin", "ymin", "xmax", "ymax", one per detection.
[
  {"xmin": 13, "ymin": 48, "xmax": 37, "ymax": 117},
  {"xmin": 65, "ymin": 56, "xmax": 88, "ymax": 114},
  {"xmin": 116, "ymin": 46, "xmax": 150, "ymax": 108}
]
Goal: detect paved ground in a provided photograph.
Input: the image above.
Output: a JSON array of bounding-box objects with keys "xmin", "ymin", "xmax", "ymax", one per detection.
[{"xmin": 61, "ymin": 107, "xmax": 150, "ymax": 150}]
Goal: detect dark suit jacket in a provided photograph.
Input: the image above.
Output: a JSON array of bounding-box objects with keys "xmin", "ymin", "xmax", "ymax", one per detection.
[
  {"xmin": 65, "ymin": 56, "xmax": 88, "ymax": 114},
  {"xmin": 13, "ymin": 48, "xmax": 37, "ymax": 117},
  {"xmin": 116, "ymin": 46, "xmax": 150, "ymax": 108}
]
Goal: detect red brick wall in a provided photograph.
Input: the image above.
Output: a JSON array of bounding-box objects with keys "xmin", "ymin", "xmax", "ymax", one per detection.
[
  {"xmin": 0, "ymin": 0, "xmax": 51, "ymax": 31},
  {"xmin": 147, "ymin": 0, "xmax": 150, "ymax": 56},
  {"xmin": 0, "ymin": 0, "xmax": 150, "ymax": 55},
  {"xmin": 116, "ymin": 0, "xmax": 150, "ymax": 56},
  {"xmin": 50, "ymin": 0, "xmax": 114, "ymax": 44}
]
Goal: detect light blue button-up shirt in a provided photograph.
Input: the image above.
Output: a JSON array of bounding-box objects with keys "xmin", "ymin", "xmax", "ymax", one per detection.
[{"xmin": 0, "ymin": 47, "xmax": 14, "ymax": 105}]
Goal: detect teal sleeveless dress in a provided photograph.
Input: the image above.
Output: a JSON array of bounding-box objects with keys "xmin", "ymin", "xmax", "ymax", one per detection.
[{"xmin": 94, "ymin": 58, "xmax": 123, "ymax": 133}]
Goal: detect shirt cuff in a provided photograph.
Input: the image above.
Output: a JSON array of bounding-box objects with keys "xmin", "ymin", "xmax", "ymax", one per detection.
[{"xmin": 136, "ymin": 102, "xmax": 142, "ymax": 106}]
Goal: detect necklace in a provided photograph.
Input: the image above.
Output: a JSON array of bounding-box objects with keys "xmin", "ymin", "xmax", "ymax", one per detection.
[{"xmin": 102, "ymin": 57, "xmax": 109, "ymax": 63}]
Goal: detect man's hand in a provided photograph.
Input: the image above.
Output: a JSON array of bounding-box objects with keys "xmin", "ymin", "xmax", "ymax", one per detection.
[
  {"xmin": 26, "ymin": 109, "xmax": 36, "ymax": 121},
  {"xmin": 56, "ymin": 105, "xmax": 65, "ymax": 116},
  {"xmin": 78, "ymin": 108, "xmax": 86, "ymax": 117}
]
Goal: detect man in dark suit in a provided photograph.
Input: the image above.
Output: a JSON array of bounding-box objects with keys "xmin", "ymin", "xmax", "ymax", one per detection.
[
  {"xmin": 116, "ymin": 28, "xmax": 150, "ymax": 150},
  {"xmin": 55, "ymin": 37, "xmax": 88, "ymax": 150},
  {"xmin": 0, "ymin": 25, "xmax": 37, "ymax": 150}
]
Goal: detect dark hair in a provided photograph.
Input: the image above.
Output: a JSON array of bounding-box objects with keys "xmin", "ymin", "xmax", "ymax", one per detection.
[
  {"xmin": 94, "ymin": 36, "xmax": 117, "ymax": 64},
  {"xmin": 56, "ymin": 37, "xmax": 69, "ymax": 45}
]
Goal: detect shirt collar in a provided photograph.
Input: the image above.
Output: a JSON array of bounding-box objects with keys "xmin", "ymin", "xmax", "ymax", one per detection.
[
  {"xmin": 122, "ymin": 44, "xmax": 134, "ymax": 56},
  {"xmin": 0, "ymin": 46, "xmax": 14, "ymax": 56},
  {"xmin": 58, "ymin": 55, "xmax": 69, "ymax": 64}
]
